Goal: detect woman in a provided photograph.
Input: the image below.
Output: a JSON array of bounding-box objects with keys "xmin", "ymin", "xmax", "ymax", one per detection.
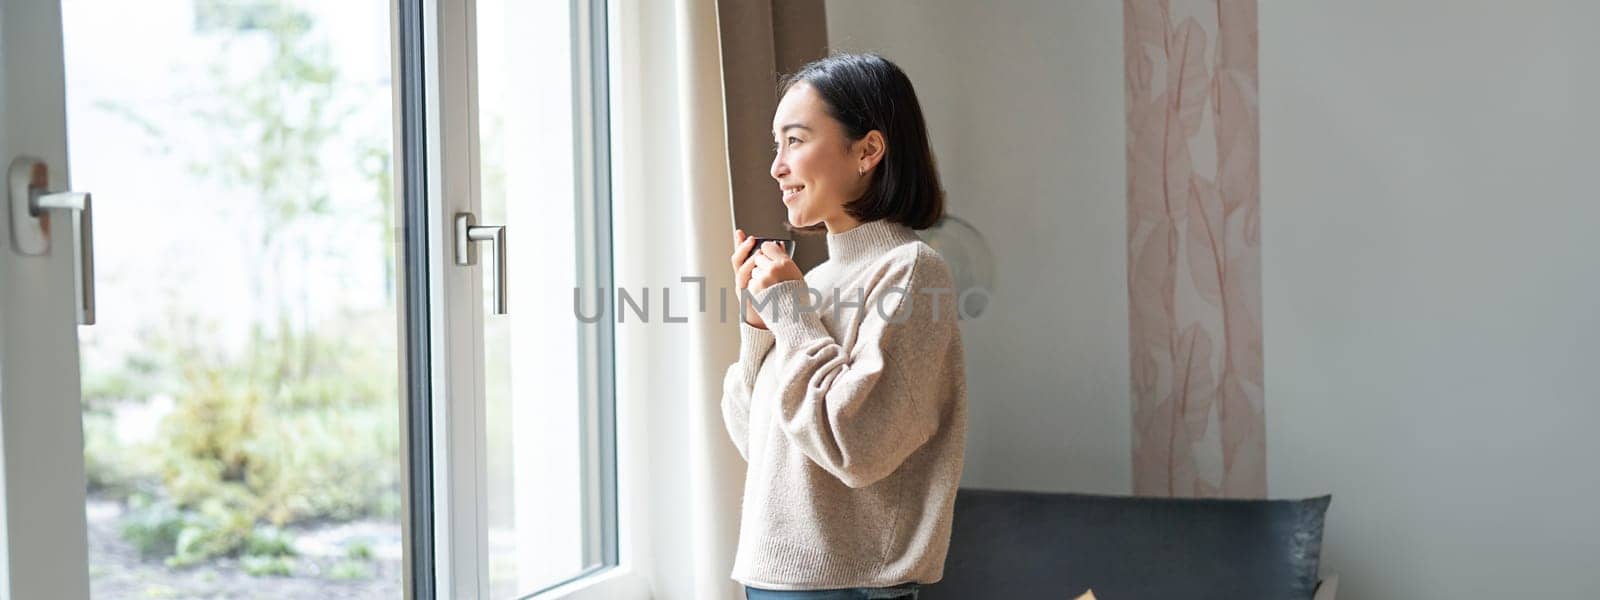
[{"xmin": 721, "ymin": 53, "xmax": 968, "ymax": 600}]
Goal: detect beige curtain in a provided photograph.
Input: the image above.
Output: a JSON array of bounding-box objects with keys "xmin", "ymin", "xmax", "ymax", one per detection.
[
  {"xmin": 608, "ymin": 0, "xmax": 825, "ymax": 598},
  {"xmin": 717, "ymin": 0, "xmax": 830, "ymax": 272},
  {"xmin": 628, "ymin": 3, "xmax": 830, "ymax": 599},
  {"xmin": 677, "ymin": 0, "xmax": 746, "ymax": 598},
  {"xmin": 676, "ymin": 0, "xmax": 826, "ymax": 597}
]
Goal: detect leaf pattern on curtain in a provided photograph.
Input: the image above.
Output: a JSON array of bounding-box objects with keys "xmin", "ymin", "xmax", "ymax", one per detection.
[{"xmin": 1125, "ymin": 0, "xmax": 1264, "ymax": 498}]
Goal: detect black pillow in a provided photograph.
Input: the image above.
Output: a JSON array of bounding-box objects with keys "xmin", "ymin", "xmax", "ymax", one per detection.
[{"xmin": 921, "ymin": 488, "xmax": 1332, "ymax": 600}]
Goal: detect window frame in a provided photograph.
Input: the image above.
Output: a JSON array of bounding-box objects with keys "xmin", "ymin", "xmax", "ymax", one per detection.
[{"xmin": 397, "ymin": 0, "xmax": 635, "ymax": 597}]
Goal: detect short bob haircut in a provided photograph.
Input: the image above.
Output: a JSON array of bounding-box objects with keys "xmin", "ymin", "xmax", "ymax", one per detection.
[{"xmin": 779, "ymin": 53, "xmax": 945, "ymax": 233}]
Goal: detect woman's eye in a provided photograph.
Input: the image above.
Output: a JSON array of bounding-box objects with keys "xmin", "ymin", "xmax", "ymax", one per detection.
[{"xmin": 788, "ymin": 136, "xmax": 801, "ymax": 146}]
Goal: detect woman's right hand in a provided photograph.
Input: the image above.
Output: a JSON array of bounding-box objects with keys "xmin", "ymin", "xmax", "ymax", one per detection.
[{"xmin": 730, "ymin": 229, "xmax": 766, "ymax": 329}]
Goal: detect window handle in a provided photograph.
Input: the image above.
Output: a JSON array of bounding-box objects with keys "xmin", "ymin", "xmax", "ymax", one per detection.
[
  {"xmin": 454, "ymin": 212, "xmax": 507, "ymax": 315},
  {"xmin": 8, "ymin": 157, "xmax": 96, "ymax": 325}
]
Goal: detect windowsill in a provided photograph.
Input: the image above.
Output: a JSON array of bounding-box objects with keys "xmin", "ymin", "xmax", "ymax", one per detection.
[{"xmin": 528, "ymin": 565, "xmax": 651, "ymax": 600}]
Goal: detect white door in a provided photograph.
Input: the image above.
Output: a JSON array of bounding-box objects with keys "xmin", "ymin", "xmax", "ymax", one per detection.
[{"xmin": 0, "ymin": 0, "xmax": 92, "ymax": 598}]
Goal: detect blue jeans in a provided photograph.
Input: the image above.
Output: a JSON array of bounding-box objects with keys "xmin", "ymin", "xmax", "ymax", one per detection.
[{"xmin": 743, "ymin": 582, "xmax": 920, "ymax": 600}]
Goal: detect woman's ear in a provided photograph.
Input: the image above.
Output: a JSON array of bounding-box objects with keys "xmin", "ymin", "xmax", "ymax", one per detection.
[{"xmin": 857, "ymin": 130, "xmax": 887, "ymax": 173}]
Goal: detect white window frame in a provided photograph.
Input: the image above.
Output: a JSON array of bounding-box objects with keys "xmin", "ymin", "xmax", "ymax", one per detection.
[
  {"xmin": 401, "ymin": 0, "xmax": 649, "ymax": 597},
  {"xmin": 0, "ymin": 1, "xmax": 92, "ymax": 597}
]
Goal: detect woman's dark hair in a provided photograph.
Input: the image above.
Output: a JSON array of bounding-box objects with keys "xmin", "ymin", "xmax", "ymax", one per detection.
[{"xmin": 779, "ymin": 52, "xmax": 944, "ymax": 232}]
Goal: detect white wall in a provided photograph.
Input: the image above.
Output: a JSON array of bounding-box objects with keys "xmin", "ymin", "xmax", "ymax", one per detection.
[
  {"xmin": 827, "ymin": 0, "xmax": 1131, "ymax": 495},
  {"xmin": 1261, "ymin": 2, "xmax": 1600, "ymax": 597},
  {"xmin": 832, "ymin": 0, "xmax": 1600, "ymax": 597}
]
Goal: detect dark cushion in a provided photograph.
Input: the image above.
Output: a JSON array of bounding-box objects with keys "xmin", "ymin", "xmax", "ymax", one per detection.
[{"xmin": 921, "ymin": 488, "xmax": 1331, "ymax": 600}]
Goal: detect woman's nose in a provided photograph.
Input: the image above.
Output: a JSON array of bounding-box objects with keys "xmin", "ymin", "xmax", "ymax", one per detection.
[{"xmin": 770, "ymin": 153, "xmax": 786, "ymax": 181}]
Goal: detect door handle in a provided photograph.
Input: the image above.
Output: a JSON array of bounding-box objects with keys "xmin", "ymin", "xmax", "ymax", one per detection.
[
  {"xmin": 454, "ymin": 212, "xmax": 507, "ymax": 315},
  {"xmin": 8, "ymin": 157, "xmax": 96, "ymax": 325}
]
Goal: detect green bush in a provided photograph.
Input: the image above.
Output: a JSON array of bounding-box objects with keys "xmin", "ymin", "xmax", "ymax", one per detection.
[
  {"xmin": 120, "ymin": 495, "xmax": 310, "ymax": 569},
  {"xmin": 103, "ymin": 323, "xmax": 401, "ymax": 566},
  {"xmin": 163, "ymin": 508, "xmax": 253, "ymax": 568},
  {"xmin": 82, "ymin": 341, "xmax": 174, "ymax": 410},
  {"xmin": 140, "ymin": 584, "xmax": 181, "ymax": 598},
  {"xmin": 84, "ymin": 411, "xmax": 153, "ymax": 498},
  {"xmin": 82, "ymin": 335, "xmax": 171, "ymax": 498},
  {"xmin": 119, "ymin": 494, "xmax": 187, "ymax": 559},
  {"xmin": 242, "ymin": 555, "xmax": 296, "ymax": 577},
  {"xmin": 327, "ymin": 560, "xmax": 372, "ymax": 581},
  {"xmin": 245, "ymin": 526, "xmax": 297, "ymax": 558},
  {"xmin": 345, "ymin": 541, "xmax": 374, "ymax": 561}
]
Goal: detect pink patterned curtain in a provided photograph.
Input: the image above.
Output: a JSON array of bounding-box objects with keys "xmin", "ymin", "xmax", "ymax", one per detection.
[{"xmin": 1125, "ymin": 0, "xmax": 1264, "ymax": 498}]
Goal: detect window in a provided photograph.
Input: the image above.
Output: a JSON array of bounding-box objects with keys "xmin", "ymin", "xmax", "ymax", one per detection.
[
  {"xmin": 473, "ymin": 0, "xmax": 618, "ymax": 595},
  {"xmin": 65, "ymin": 0, "xmax": 403, "ymax": 596}
]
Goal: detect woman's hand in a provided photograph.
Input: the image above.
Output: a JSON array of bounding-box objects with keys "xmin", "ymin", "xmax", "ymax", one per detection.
[
  {"xmin": 747, "ymin": 239, "xmax": 803, "ymax": 293},
  {"xmin": 731, "ymin": 229, "xmax": 766, "ymax": 328},
  {"xmin": 731, "ymin": 229, "xmax": 803, "ymax": 328}
]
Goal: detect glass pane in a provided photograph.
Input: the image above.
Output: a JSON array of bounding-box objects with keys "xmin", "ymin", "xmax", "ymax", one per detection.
[
  {"xmin": 477, "ymin": 0, "xmax": 607, "ymax": 596},
  {"xmin": 63, "ymin": 1, "xmax": 402, "ymax": 598}
]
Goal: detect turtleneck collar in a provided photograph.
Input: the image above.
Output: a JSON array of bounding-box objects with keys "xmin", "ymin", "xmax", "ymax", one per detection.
[{"xmin": 824, "ymin": 219, "xmax": 922, "ymax": 266}]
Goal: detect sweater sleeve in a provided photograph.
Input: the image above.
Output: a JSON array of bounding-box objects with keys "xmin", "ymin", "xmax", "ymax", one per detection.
[
  {"xmin": 752, "ymin": 250, "xmax": 959, "ymax": 489},
  {"xmin": 720, "ymin": 320, "xmax": 775, "ymax": 462}
]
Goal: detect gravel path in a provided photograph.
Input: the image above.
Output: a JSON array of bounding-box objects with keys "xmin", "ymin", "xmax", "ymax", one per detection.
[{"xmin": 87, "ymin": 499, "xmax": 404, "ymax": 599}]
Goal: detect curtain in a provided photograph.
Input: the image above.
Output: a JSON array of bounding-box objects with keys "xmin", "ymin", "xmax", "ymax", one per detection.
[
  {"xmin": 717, "ymin": 0, "xmax": 830, "ymax": 272},
  {"xmin": 609, "ymin": 0, "xmax": 740, "ymax": 597},
  {"xmin": 679, "ymin": 2, "xmax": 830, "ymax": 596},
  {"xmin": 678, "ymin": 0, "xmax": 745, "ymax": 598},
  {"xmin": 1125, "ymin": 0, "xmax": 1265, "ymax": 498},
  {"xmin": 612, "ymin": 3, "xmax": 829, "ymax": 598}
]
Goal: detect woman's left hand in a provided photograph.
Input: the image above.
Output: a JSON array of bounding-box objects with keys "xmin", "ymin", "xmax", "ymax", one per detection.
[{"xmin": 746, "ymin": 241, "xmax": 804, "ymax": 294}]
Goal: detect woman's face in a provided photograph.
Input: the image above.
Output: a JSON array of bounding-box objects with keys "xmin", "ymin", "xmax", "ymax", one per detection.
[{"xmin": 770, "ymin": 83, "xmax": 877, "ymax": 233}]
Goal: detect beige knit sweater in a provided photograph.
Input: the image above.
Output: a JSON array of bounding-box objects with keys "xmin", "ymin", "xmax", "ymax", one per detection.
[{"xmin": 721, "ymin": 218, "xmax": 968, "ymax": 590}]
